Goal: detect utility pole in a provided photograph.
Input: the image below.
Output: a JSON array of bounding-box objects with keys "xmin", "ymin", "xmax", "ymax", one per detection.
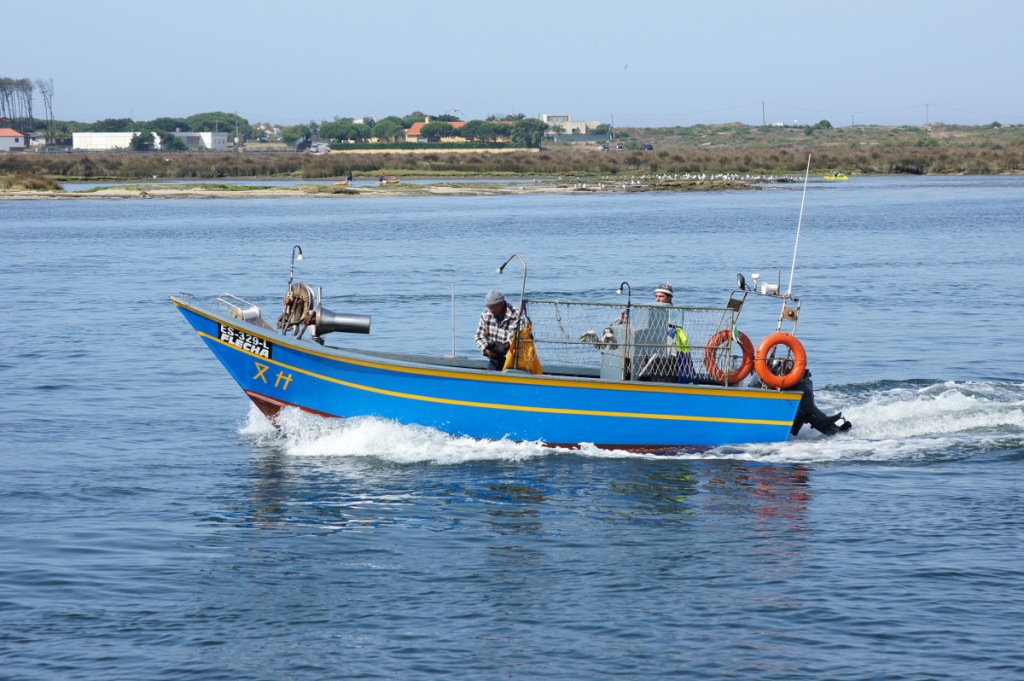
[{"xmin": 762, "ymin": 101, "xmax": 766, "ymax": 126}]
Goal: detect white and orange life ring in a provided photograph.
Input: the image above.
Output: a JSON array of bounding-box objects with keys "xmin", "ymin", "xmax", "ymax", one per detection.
[
  {"xmin": 754, "ymin": 332, "xmax": 807, "ymax": 389},
  {"xmin": 704, "ymin": 329, "xmax": 754, "ymax": 385}
]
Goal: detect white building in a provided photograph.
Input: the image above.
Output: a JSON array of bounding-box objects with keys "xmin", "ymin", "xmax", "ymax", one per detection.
[
  {"xmin": 541, "ymin": 114, "xmax": 603, "ymax": 136},
  {"xmin": 0, "ymin": 127, "xmax": 26, "ymax": 151},
  {"xmin": 73, "ymin": 132, "xmax": 144, "ymax": 150},
  {"xmin": 170, "ymin": 131, "xmax": 229, "ymax": 150},
  {"xmin": 72, "ymin": 130, "xmax": 229, "ymax": 151}
]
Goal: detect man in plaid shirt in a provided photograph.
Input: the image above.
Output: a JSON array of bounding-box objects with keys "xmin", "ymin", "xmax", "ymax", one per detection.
[{"xmin": 475, "ymin": 289, "xmax": 522, "ymax": 370}]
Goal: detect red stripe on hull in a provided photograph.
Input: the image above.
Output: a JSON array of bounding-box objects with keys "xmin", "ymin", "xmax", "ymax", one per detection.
[{"xmin": 244, "ymin": 391, "xmax": 338, "ymax": 424}]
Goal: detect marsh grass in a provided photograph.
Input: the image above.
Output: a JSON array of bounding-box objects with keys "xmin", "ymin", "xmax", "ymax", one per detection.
[
  {"xmin": 2, "ymin": 122, "xmax": 1022, "ymax": 181},
  {"xmin": 6, "ymin": 147, "xmax": 1021, "ymax": 180},
  {"xmin": 0, "ymin": 173, "xmax": 62, "ymax": 191}
]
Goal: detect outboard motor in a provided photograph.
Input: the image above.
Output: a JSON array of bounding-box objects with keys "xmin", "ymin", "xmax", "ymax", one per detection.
[
  {"xmin": 756, "ymin": 359, "xmax": 851, "ymax": 437},
  {"xmin": 790, "ymin": 369, "xmax": 852, "ymax": 437}
]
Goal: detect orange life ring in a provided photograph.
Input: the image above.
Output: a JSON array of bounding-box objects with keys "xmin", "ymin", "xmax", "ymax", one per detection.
[
  {"xmin": 754, "ymin": 332, "xmax": 807, "ymax": 389},
  {"xmin": 704, "ymin": 329, "xmax": 754, "ymax": 385}
]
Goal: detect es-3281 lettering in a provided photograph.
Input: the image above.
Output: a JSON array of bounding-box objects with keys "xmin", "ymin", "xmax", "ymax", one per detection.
[{"xmin": 219, "ymin": 324, "xmax": 272, "ymax": 359}]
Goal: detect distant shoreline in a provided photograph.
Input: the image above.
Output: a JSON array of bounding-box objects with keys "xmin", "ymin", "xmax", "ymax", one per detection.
[{"xmin": 6, "ymin": 131, "xmax": 1023, "ymax": 185}]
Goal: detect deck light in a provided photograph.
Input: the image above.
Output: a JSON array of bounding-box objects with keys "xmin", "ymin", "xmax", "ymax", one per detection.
[
  {"xmin": 289, "ymin": 245, "xmax": 304, "ymax": 287},
  {"xmin": 616, "ymin": 281, "xmax": 631, "ymax": 306},
  {"xmin": 497, "ymin": 253, "xmax": 528, "ymax": 305}
]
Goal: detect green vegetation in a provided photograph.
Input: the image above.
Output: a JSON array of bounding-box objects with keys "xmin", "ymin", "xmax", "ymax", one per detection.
[
  {"xmin": 3, "ymin": 136, "xmax": 1023, "ymax": 183},
  {"xmin": 0, "ymin": 173, "xmax": 61, "ymax": 190},
  {"xmin": 2, "ymin": 81, "xmax": 1022, "ymax": 179},
  {"xmin": 4, "ymin": 71, "xmax": 1023, "ymax": 168},
  {"xmin": 11, "ymin": 110, "xmax": 253, "ymax": 147},
  {"xmin": 128, "ymin": 131, "xmax": 157, "ymax": 151},
  {"xmin": 617, "ymin": 121, "xmax": 1024, "ymax": 152}
]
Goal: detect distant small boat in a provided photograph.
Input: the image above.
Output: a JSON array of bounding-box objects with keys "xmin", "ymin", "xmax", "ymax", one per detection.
[
  {"xmin": 378, "ymin": 179, "xmax": 400, "ymax": 185},
  {"xmin": 824, "ymin": 172, "xmax": 848, "ymax": 181}
]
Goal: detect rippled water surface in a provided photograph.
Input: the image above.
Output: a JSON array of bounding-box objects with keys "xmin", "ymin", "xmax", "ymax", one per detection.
[{"xmin": 3, "ymin": 176, "xmax": 1023, "ymax": 679}]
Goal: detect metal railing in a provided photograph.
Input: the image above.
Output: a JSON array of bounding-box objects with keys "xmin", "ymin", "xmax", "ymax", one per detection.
[{"xmin": 524, "ymin": 299, "xmax": 748, "ymax": 384}]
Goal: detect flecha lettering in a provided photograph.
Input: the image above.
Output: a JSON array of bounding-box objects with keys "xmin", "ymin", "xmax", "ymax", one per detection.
[
  {"xmin": 242, "ymin": 340, "xmax": 270, "ymax": 358},
  {"xmin": 220, "ymin": 324, "xmax": 272, "ymax": 359}
]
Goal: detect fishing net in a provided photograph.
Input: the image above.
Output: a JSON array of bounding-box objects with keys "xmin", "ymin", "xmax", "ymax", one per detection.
[{"xmin": 523, "ymin": 299, "xmax": 749, "ymax": 384}]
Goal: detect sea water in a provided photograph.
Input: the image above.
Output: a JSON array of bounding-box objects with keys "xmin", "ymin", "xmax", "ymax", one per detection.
[{"xmin": 2, "ymin": 176, "xmax": 1023, "ymax": 680}]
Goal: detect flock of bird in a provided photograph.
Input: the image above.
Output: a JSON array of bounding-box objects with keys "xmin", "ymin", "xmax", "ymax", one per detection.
[{"xmin": 564, "ymin": 172, "xmax": 799, "ymax": 190}]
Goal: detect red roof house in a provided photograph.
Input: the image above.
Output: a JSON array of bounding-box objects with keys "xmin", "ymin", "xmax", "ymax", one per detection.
[
  {"xmin": 0, "ymin": 127, "xmax": 26, "ymax": 151},
  {"xmin": 405, "ymin": 119, "xmax": 467, "ymax": 143}
]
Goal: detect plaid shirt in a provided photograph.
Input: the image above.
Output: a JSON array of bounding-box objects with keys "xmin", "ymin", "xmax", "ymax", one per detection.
[{"xmin": 475, "ymin": 304, "xmax": 523, "ymax": 352}]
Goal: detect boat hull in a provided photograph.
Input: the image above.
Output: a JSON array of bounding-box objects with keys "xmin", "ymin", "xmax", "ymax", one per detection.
[{"xmin": 173, "ymin": 296, "xmax": 801, "ymax": 448}]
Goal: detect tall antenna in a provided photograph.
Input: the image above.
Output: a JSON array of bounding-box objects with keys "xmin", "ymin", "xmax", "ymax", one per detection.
[
  {"xmin": 450, "ymin": 283, "xmax": 456, "ymax": 357},
  {"xmin": 787, "ymin": 154, "xmax": 812, "ymax": 297}
]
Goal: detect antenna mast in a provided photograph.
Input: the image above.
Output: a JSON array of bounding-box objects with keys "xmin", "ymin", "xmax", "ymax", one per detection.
[{"xmin": 787, "ymin": 154, "xmax": 812, "ymax": 297}]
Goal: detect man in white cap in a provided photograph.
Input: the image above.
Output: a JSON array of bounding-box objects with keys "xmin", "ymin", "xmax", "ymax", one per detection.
[
  {"xmin": 475, "ymin": 289, "xmax": 521, "ymax": 370},
  {"xmin": 654, "ymin": 282, "xmax": 673, "ymax": 304},
  {"xmin": 635, "ymin": 282, "xmax": 678, "ymax": 379}
]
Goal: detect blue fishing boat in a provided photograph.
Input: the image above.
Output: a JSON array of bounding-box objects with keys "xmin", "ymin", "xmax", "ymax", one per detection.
[{"xmin": 172, "ymin": 249, "xmax": 850, "ymax": 450}]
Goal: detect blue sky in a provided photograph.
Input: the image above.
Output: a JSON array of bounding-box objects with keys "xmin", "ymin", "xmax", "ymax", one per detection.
[{"xmin": 6, "ymin": 0, "xmax": 1022, "ymax": 128}]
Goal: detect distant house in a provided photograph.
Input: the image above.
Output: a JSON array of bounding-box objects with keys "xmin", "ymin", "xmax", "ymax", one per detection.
[
  {"xmin": 542, "ymin": 113, "xmax": 603, "ymax": 137},
  {"xmin": 250, "ymin": 122, "xmax": 280, "ymax": 142},
  {"xmin": 405, "ymin": 117, "xmax": 468, "ymax": 143},
  {"xmin": 0, "ymin": 127, "xmax": 26, "ymax": 151},
  {"xmin": 303, "ymin": 135, "xmax": 332, "ymax": 153}
]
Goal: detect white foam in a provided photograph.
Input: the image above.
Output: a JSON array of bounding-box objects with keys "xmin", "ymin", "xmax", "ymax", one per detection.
[
  {"xmin": 236, "ymin": 381, "xmax": 1024, "ymax": 465},
  {"xmin": 843, "ymin": 381, "xmax": 1024, "ymax": 439},
  {"xmin": 240, "ymin": 404, "xmax": 559, "ymax": 464},
  {"xmin": 710, "ymin": 380, "xmax": 1024, "ymax": 464}
]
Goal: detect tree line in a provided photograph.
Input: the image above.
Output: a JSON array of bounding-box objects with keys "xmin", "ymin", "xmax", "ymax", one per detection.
[
  {"xmin": 1, "ymin": 73, "xmax": 540, "ymax": 147},
  {"xmin": 0, "ymin": 77, "xmax": 54, "ymax": 134},
  {"xmin": 0, "ymin": 78, "xmax": 550, "ymax": 148},
  {"xmin": 299, "ymin": 112, "xmax": 549, "ymax": 148},
  {"xmin": 93, "ymin": 111, "xmax": 551, "ymax": 150}
]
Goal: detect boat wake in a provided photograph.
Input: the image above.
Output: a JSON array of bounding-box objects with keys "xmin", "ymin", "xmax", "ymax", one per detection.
[
  {"xmin": 717, "ymin": 379, "xmax": 1024, "ymax": 464},
  {"xmin": 237, "ymin": 380, "xmax": 1023, "ymax": 465}
]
